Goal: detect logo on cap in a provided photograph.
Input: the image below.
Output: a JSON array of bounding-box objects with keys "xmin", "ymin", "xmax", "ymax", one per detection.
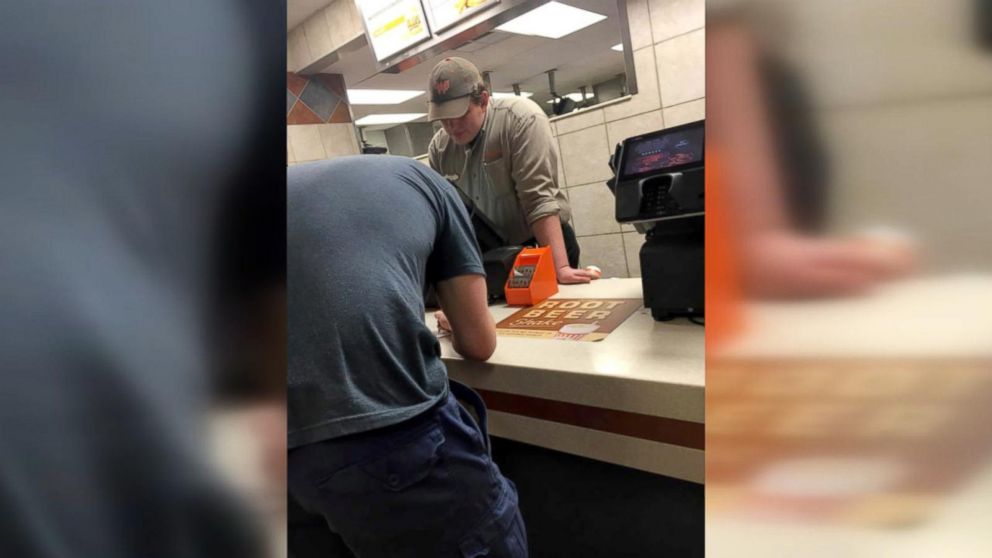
[{"xmin": 434, "ymin": 79, "xmax": 450, "ymax": 96}]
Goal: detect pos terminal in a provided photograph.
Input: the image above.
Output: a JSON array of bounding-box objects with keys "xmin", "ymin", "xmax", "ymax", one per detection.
[{"xmin": 607, "ymin": 120, "xmax": 705, "ymax": 320}]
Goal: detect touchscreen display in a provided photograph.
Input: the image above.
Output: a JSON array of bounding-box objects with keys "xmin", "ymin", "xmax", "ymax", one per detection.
[{"xmin": 621, "ymin": 125, "xmax": 704, "ymax": 178}]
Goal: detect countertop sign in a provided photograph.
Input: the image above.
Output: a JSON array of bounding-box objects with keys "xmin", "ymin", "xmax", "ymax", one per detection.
[{"xmin": 496, "ymin": 298, "xmax": 642, "ymax": 341}]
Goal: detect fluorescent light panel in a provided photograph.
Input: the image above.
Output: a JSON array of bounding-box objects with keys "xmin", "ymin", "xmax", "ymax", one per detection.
[
  {"xmin": 491, "ymin": 91, "xmax": 534, "ymax": 99},
  {"xmin": 496, "ymin": 2, "xmax": 607, "ymax": 39},
  {"xmin": 347, "ymin": 89, "xmax": 424, "ymax": 105},
  {"xmin": 354, "ymin": 113, "xmax": 426, "ymax": 126}
]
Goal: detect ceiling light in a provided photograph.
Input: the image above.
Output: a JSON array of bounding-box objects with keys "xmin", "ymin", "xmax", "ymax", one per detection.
[
  {"xmin": 496, "ymin": 2, "xmax": 607, "ymax": 39},
  {"xmin": 354, "ymin": 113, "xmax": 427, "ymax": 126},
  {"xmin": 611, "ymin": 43, "xmax": 623, "ymax": 52},
  {"xmin": 347, "ymin": 89, "xmax": 424, "ymax": 105},
  {"xmin": 491, "ymin": 91, "xmax": 534, "ymax": 99},
  {"xmin": 545, "ymin": 92, "xmax": 594, "ymax": 104}
]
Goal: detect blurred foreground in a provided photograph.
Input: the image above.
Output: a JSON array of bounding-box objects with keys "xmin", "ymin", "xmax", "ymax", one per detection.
[
  {"xmin": 0, "ymin": 1, "xmax": 286, "ymax": 555},
  {"xmin": 707, "ymin": 0, "xmax": 992, "ymax": 555}
]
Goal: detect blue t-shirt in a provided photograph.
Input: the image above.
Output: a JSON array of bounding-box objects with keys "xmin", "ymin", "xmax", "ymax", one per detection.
[{"xmin": 288, "ymin": 156, "xmax": 484, "ymax": 448}]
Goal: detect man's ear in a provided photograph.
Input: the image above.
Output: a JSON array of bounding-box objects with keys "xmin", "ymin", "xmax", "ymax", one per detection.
[{"xmin": 479, "ymin": 90, "xmax": 490, "ymax": 110}]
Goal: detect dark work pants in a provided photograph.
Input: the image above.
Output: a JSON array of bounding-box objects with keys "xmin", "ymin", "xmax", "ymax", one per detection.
[{"xmin": 288, "ymin": 382, "xmax": 527, "ymax": 558}]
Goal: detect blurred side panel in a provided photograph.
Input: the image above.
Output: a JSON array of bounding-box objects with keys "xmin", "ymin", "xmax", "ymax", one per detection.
[
  {"xmin": 0, "ymin": 0, "xmax": 286, "ymax": 556},
  {"xmin": 707, "ymin": 0, "xmax": 992, "ymax": 556}
]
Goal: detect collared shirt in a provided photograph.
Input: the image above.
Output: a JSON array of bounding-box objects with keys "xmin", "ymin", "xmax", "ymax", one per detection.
[{"xmin": 428, "ymin": 96, "xmax": 571, "ymax": 246}]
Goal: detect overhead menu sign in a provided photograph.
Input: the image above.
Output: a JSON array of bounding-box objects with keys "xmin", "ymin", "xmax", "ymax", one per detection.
[
  {"xmin": 423, "ymin": 0, "xmax": 499, "ymax": 34},
  {"xmin": 357, "ymin": 0, "xmax": 433, "ymax": 62}
]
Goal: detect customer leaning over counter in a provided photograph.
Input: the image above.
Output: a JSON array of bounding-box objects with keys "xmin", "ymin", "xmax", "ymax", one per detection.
[{"xmin": 287, "ymin": 156, "xmax": 526, "ymax": 557}]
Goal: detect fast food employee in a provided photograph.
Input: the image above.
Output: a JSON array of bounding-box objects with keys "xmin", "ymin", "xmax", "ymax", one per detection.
[{"xmin": 426, "ymin": 57, "xmax": 596, "ymax": 285}]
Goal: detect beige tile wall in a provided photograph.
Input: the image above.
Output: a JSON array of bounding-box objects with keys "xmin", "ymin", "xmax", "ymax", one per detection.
[
  {"xmin": 655, "ymin": 28, "xmax": 705, "ymax": 106},
  {"xmin": 287, "ymin": 26, "xmax": 312, "ymax": 73},
  {"xmin": 649, "ymin": 0, "xmax": 705, "ymax": 44},
  {"xmin": 287, "ymin": 123, "xmax": 360, "ymax": 164},
  {"xmin": 568, "ymin": 184, "xmax": 624, "ymax": 237},
  {"xmin": 625, "ymin": 0, "xmax": 653, "ymax": 51},
  {"xmin": 552, "ymin": 0, "xmax": 705, "ymax": 278},
  {"xmin": 285, "ymin": 2, "xmax": 371, "ymax": 164},
  {"xmin": 288, "ymin": 0, "xmax": 364, "ymax": 73},
  {"xmin": 558, "ymin": 126, "xmax": 614, "ymax": 185},
  {"xmin": 623, "ymin": 232, "xmax": 647, "ymax": 276},
  {"xmin": 662, "ymin": 98, "xmax": 705, "ymax": 128}
]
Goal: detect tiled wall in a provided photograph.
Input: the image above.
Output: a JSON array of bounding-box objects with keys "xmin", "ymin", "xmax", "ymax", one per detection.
[
  {"xmin": 288, "ymin": 0, "xmax": 364, "ymax": 73},
  {"xmin": 287, "ymin": 72, "xmax": 360, "ymax": 163},
  {"xmin": 551, "ymin": 0, "xmax": 705, "ymax": 278}
]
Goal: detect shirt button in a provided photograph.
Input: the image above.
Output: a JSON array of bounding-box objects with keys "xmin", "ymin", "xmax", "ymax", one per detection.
[{"xmin": 387, "ymin": 474, "xmax": 400, "ymax": 487}]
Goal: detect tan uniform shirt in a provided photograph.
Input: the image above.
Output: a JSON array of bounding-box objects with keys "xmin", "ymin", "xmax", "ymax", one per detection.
[{"xmin": 428, "ymin": 96, "xmax": 571, "ymax": 246}]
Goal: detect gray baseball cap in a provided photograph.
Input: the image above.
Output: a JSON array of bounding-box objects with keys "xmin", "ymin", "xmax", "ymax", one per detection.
[{"xmin": 427, "ymin": 57, "xmax": 484, "ymax": 121}]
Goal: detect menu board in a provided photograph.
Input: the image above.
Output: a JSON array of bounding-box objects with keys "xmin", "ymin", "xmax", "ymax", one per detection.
[
  {"xmin": 356, "ymin": 0, "xmax": 432, "ymax": 62},
  {"xmin": 423, "ymin": 0, "xmax": 499, "ymax": 34},
  {"xmin": 495, "ymin": 299, "xmax": 642, "ymax": 342}
]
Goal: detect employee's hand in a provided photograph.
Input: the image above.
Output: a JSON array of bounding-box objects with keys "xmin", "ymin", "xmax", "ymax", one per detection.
[
  {"xmin": 742, "ymin": 231, "xmax": 916, "ymax": 299},
  {"xmin": 557, "ymin": 266, "xmax": 596, "ymax": 284},
  {"xmin": 434, "ymin": 310, "xmax": 452, "ymax": 333}
]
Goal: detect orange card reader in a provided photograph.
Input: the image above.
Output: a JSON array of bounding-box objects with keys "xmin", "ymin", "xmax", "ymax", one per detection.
[{"xmin": 504, "ymin": 246, "xmax": 558, "ymax": 306}]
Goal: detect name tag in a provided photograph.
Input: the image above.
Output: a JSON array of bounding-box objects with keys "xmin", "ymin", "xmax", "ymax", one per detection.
[{"xmin": 483, "ymin": 149, "xmax": 503, "ymax": 163}]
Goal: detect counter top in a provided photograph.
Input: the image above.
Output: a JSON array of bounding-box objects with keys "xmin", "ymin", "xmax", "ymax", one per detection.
[
  {"xmin": 707, "ymin": 274, "xmax": 992, "ymax": 535},
  {"xmin": 718, "ymin": 274, "xmax": 992, "ymax": 359},
  {"xmin": 427, "ymin": 278, "xmax": 705, "ymax": 482}
]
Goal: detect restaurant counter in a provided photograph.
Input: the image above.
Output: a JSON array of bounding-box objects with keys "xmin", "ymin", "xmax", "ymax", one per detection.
[
  {"xmin": 426, "ymin": 278, "xmax": 705, "ymax": 483},
  {"xmin": 707, "ymin": 274, "xmax": 992, "ymax": 554}
]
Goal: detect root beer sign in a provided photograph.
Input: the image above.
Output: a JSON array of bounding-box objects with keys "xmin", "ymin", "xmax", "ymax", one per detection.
[{"xmin": 496, "ymin": 299, "xmax": 642, "ymax": 342}]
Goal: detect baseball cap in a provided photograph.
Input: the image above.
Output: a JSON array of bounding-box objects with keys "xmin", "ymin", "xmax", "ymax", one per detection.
[{"xmin": 427, "ymin": 57, "xmax": 484, "ymax": 121}]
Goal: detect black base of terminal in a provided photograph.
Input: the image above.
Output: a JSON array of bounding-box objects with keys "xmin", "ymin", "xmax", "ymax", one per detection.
[
  {"xmin": 641, "ymin": 215, "xmax": 704, "ymax": 321},
  {"xmin": 491, "ymin": 437, "xmax": 704, "ymax": 557}
]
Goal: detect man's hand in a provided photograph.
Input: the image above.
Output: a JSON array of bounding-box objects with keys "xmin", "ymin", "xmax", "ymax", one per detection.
[
  {"xmin": 557, "ymin": 266, "xmax": 596, "ymax": 284},
  {"xmin": 434, "ymin": 310, "xmax": 451, "ymax": 333},
  {"xmin": 741, "ymin": 231, "xmax": 917, "ymax": 299},
  {"xmin": 435, "ymin": 275, "xmax": 496, "ymax": 360}
]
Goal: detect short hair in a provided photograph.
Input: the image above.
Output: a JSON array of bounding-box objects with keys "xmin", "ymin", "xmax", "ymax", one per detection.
[{"xmin": 469, "ymin": 82, "xmax": 488, "ymax": 105}]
